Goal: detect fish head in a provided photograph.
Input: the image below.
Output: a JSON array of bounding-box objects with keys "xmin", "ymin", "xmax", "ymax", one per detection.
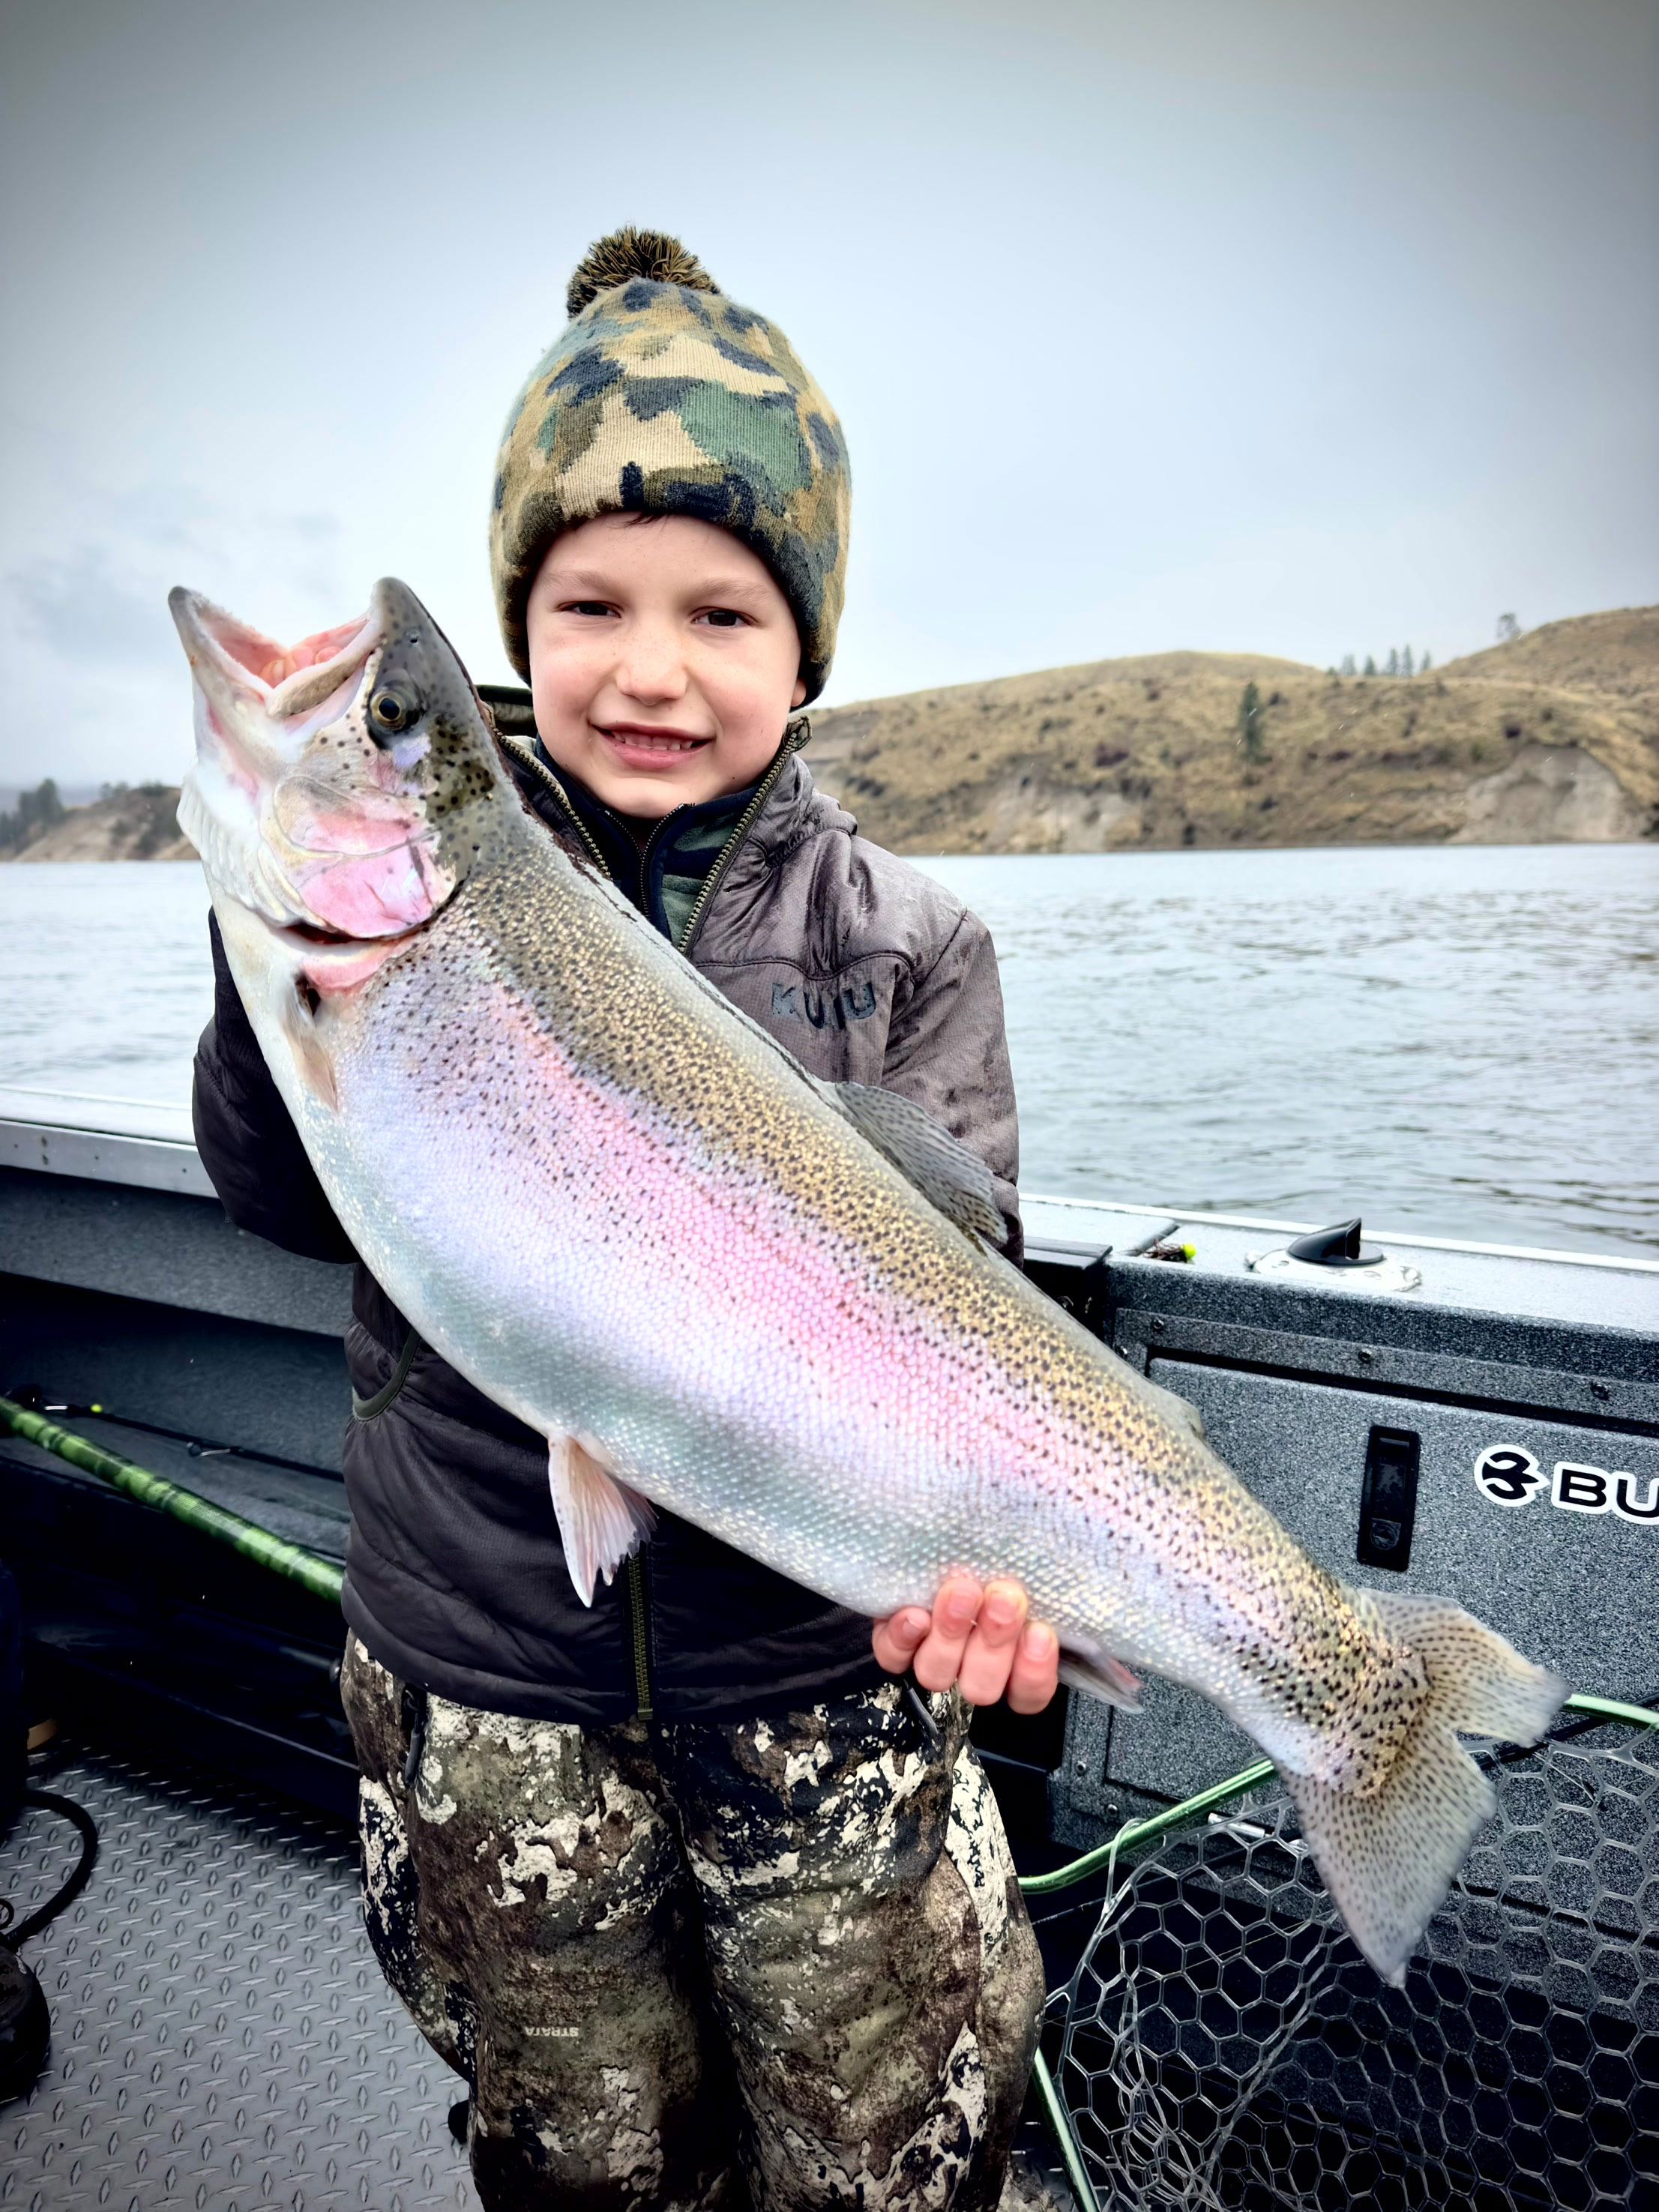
[{"xmin": 170, "ymin": 576, "xmax": 502, "ymax": 941}]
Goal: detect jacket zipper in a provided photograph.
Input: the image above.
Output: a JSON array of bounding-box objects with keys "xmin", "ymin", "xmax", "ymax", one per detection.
[
  {"xmin": 635, "ymin": 811, "xmax": 678, "ymax": 923},
  {"xmin": 624, "ymin": 1554, "xmax": 654, "ymax": 1720},
  {"xmin": 674, "ymin": 717, "xmax": 809, "ymax": 956},
  {"xmin": 495, "ymin": 717, "xmax": 806, "ymax": 1723}
]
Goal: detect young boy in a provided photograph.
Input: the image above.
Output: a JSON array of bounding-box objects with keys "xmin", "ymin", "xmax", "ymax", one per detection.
[{"xmin": 193, "ymin": 229, "xmax": 1059, "ymax": 2211}]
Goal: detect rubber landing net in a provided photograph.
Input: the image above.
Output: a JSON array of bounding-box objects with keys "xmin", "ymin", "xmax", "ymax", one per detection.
[{"xmin": 1019, "ymin": 1702, "xmax": 1659, "ymax": 2212}]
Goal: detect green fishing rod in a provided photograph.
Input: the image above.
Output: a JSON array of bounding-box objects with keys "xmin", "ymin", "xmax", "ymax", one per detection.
[{"xmin": 0, "ymin": 1394, "xmax": 343, "ymax": 1606}]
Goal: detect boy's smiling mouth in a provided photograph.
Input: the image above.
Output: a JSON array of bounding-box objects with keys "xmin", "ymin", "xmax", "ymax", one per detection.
[{"xmin": 597, "ymin": 721, "xmax": 714, "ymax": 763}]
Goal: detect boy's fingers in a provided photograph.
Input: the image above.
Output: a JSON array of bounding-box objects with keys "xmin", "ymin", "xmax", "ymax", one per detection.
[
  {"xmin": 909, "ymin": 1571, "xmax": 984, "ymax": 1695},
  {"xmin": 880, "ymin": 1575, "xmax": 1054, "ymax": 1708},
  {"xmin": 870, "ymin": 1609, "xmax": 931, "ymax": 1675},
  {"xmin": 1005, "ymin": 1621, "xmax": 1061, "ymax": 1714},
  {"xmin": 956, "ymin": 1579, "xmax": 1029, "ymax": 1707}
]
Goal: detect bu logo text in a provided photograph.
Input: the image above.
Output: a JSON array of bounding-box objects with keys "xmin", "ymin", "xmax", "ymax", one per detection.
[{"xmin": 1475, "ymin": 1443, "xmax": 1658, "ymax": 1526}]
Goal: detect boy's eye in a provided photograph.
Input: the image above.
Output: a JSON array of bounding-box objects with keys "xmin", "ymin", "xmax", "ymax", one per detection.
[
  {"xmin": 700, "ymin": 608, "xmax": 747, "ymax": 628},
  {"xmin": 562, "ymin": 600, "xmax": 615, "ymax": 618}
]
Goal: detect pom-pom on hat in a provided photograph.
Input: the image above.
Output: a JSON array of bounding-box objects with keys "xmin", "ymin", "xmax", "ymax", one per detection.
[{"xmin": 490, "ymin": 228, "xmax": 850, "ymax": 702}]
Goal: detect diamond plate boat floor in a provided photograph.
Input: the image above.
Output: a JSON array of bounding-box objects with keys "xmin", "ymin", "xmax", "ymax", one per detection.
[
  {"xmin": 1, "ymin": 1746, "xmax": 473, "ymax": 2211},
  {"xmin": 1, "ymin": 1746, "xmax": 1080, "ymax": 2212}
]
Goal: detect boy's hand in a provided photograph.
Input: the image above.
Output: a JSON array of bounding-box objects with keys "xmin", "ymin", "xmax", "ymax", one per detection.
[{"xmin": 872, "ymin": 1573, "xmax": 1060, "ymax": 1714}]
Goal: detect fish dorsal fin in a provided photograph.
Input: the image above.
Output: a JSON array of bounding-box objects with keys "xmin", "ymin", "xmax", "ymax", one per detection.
[
  {"xmin": 827, "ymin": 1081, "xmax": 1008, "ymax": 1247},
  {"xmin": 1138, "ymin": 1372, "xmax": 1207, "ymax": 1441},
  {"xmin": 547, "ymin": 1433, "xmax": 657, "ymax": 1606}
]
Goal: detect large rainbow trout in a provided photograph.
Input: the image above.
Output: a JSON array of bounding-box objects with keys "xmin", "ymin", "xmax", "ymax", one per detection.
[{"xmin": 171, "ymin": 578, "xmax": 1562, "ymax": 1983}]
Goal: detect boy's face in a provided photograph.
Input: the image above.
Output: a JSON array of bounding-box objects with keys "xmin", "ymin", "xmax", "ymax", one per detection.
[{"xmin": 525, "ymin": 513, "xmax": 807, "ymax": 818}]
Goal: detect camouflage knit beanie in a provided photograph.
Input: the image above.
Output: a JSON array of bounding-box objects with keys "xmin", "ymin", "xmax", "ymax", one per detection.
[{"xmin": 490, "ymin": 227, "xmax": 850, "ymax": 703}]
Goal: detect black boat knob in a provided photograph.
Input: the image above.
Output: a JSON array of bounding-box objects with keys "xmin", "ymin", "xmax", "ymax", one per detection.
[{"xmin": 1285, "ymin": 1217, "xmax": 1384, "ymax": 1268}]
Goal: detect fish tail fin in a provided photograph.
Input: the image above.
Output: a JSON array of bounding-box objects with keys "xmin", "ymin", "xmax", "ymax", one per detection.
[{"xmin": 1283, "ymin": 1591, "xmax": 1565, "ymax": 1986}]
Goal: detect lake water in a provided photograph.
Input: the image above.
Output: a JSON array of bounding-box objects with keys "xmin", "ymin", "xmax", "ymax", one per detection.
[{"xmin": 2, "ymin": 845, "xmax": 1655, "ymax": 1258}]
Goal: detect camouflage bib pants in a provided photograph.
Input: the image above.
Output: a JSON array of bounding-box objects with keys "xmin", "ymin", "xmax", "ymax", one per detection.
[{"xmin": 340, "ymin": 1639, "xmax": 1046, "ymax": 2211}]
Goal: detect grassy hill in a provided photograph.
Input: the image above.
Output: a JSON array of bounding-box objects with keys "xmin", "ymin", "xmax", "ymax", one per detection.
[
  {"xmin": 807, "ymin": 607, "xmax": 1659, "ymax": 855},
  {"xmin": 6, "ymin": 607, "xmax": 1655, "ymax": 861},
  {"xmin": 1436, "ymin": 606, "xmax": 1659, "ymax": 698},
  {"xmin": 1, "ymin": 780, "xmax": 193, "ymax": 863}
]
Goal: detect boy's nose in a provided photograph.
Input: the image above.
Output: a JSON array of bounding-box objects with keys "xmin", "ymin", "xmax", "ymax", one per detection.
[{"xmin": 613, "ymin": 625, "xmax": 688, "ymax": 704}]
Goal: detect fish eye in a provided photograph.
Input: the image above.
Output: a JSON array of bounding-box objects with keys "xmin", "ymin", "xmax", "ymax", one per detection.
[{"xmin": 368, "ymin": 681, "xmax": 423, "ymax": 739}]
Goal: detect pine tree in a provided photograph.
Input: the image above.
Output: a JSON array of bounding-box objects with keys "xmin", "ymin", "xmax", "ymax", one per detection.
[
  {"xmin": 1385, "ymin": 647, "xmax": 1399, "ymax": 677},
  {"xmin": 1401, "ymin": 644, "xmax": 1415, "ymax": 677},
  {"xmin": 1420, "ymin": 650, "xmax": 1432, "ymax": 673},
  {"xmin": 1496, "ymin": 612, "xmax": 1520, "ymax": 642},
  {"xmin": 1363, "ymin": 655, "xmax": 1377, "ymax": 678},
  {"xmin": 0, "ymin": 777, "xmax": 64, "ymax": 852},
  {"xmin": 1236, "ymin": 681, "xmax": 1266, "ymax": 763},
  {"xmin": 1340, "ymin": 654, "xmax": 1356, "ymax": 677}
]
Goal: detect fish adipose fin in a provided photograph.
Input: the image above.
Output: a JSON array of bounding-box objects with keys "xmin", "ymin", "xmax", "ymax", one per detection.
[
  {"xmin": 1057, "ymin": 1651, "xmax": 1142, "ymax": 1709},
  {"xmin": 547, "ymin": 1435, "xmax": 657, "ymax": 1606},
  {"xmin": 828, "ymin": 1082, "xmax": 1008, "ymax": 1247},
  {"xmin": 1284, "ymin": 1591, "xmax": 1565, "ymax": 1987}
]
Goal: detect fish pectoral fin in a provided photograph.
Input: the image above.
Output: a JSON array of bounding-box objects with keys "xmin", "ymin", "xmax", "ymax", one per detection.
[
  {"xmin": 827, "ymin": 1082, "xmax": 1008, "ymax": 1247},
  {"xmin": 547, "ymin": 1434, "xmax": 657, "ymax": 1608},
  {"xmin": 1056, "ymin": 1651, "xmax": 1143, "ymax": 1710},
  {"xmin": 277, "ymin": 992, "xmax": 339, "ymax": 1109}
]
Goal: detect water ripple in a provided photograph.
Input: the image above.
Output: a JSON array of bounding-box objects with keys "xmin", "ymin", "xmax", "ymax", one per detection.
[{"xmin": 919, "ymin": 843, "xmax": 1659, "ymax": 1258}]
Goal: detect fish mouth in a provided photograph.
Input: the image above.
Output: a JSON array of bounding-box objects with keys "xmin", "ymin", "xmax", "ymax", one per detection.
[
  {"xmin": 250, "ymin": 907, "xmax": 432, "ymax": 1000},
  {"xmin": 169, "ymin": 587, "xmax": 381, "ymax": 730},
  {"xmin": 172, "ymin": 579, "xmax": 459, "ymax": 941}
]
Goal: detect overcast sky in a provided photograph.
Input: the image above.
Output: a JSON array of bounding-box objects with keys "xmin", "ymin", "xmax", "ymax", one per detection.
[{"xmin": 2, "ymin": 0, "xmax": 1655, "ymax": 787}]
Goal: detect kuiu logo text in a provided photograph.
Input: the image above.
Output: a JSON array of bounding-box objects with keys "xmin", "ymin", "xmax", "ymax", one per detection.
[{"xmin": 771, "ymin": 980, "xmax": 879, "ymax": 1030}]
